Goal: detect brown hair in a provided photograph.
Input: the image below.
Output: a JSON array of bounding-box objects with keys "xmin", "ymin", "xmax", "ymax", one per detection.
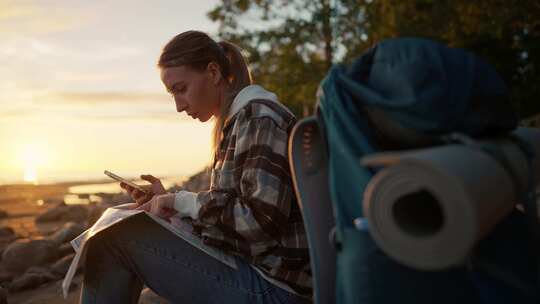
[{"xmin": 158, "ymin": 31, "xmax": 252, "ymax": 158}]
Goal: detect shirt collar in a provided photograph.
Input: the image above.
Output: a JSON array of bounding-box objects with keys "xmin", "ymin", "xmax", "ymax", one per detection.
[{"xmin": 226, "ymin": 85, "xmax": 279, "ymax": 120}]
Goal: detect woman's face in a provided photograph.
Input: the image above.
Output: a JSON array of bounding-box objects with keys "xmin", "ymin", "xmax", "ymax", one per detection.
[{"xmin": 160, "ymin": 64, "xmax": 223, "ymax": 122}]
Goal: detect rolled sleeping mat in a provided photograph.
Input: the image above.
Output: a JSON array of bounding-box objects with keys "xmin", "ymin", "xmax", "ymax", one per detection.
[{"xmin": 361, "ymin": 127, "xmax": 540, "ymax": 271}]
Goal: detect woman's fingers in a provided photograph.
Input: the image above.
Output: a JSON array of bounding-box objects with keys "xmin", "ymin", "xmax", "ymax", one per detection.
[
  {"xmin": 140, "ymin": 174, "xmax": 167, "ymax": 195},
  {"xmin": 141, "ymin": 174, "xmax": 159, "ymax": 183},
  {"xmin": 121, "ymin": 182, "xmax": 154, "ymax": 205}
]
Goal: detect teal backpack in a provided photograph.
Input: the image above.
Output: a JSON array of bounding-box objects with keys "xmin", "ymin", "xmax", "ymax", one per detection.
[{"xmin": 289, "ymin": 38, "xmax": 539, "ymax": 304}]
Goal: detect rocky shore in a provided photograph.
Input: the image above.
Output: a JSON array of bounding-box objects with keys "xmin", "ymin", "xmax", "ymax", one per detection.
[{"xmin": 0, "ymin": 170, "xmax": 210, "ymax": 304}]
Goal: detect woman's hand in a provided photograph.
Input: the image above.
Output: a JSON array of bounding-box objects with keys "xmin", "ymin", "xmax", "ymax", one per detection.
[
  {"xmin": 136, "ymin": 193, "xmax": 177, "ymax": 219},
  {"xmin": 120, "ymin": 174, "xmax": 167, "ymax": 206}
]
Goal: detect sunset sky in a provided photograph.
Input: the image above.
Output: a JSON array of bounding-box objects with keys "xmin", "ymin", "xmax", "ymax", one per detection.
[{"xmin": 0, "ymin": 0, "xmax": 221, "ymax": 184}]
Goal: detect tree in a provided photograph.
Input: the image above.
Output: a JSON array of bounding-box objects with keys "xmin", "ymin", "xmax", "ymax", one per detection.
[
  {"xmin": 208, "ymin": 0, "xmax": 367, "ymax": 117},
  {"xmin": 209, "ymin": 0, "xmax": 540, "ymax": 118}
]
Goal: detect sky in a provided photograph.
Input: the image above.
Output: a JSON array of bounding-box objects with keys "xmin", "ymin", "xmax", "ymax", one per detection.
[{"xmin": 0, "ymin": 0, "xmax": 221, "ymax": 184}]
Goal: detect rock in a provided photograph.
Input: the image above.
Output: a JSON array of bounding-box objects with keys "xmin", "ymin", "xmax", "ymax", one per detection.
[
  {"xmin": 110, "ymin": 192, "xmax": 131, "ymax": 204},
  {"xmin": 50, "ymin": 253, "xmax": 75, "ymax": 276},
  {"xmin": 87, "ymin": 198, "xmax": 126, "ymax": 226},
  {"xmin": 9, "ymin": 267, "xmax": 57, "ymax": 292},
  {"xmin": 44, "ymin": 197, "xmax": 65, "ymax": 205},
  {"xmin": 35, "ymin": 204, "xmax": 88, "ymax": 223},
  {"xmin": 94, "ymin": 192, "xmax": 131, "ymax": 207},
  {"xmin": 0, "ymin": 227, "xmax": 14, "ymax": 239},
  {"xmin": 87, "ymin": 204, "xmax": 106, "ymax": 227},
  {"xmin": 9, "ymin": 270, "xmax": 56, "ymax": 292},
  {"xmin": 56, "ymin": 278, "xmax": 79, "ymax": 295},
  {"xmin": 58, "ymin": 242, "xmax": 74, "ymax": 258},
  {"xmin": 0, "ymin": 286, "xmax": 6, "ymax": 304},
  {"xmin": 0, "ymin": 227, "xmax": 17, "ymax": 258},
  {"xmin": 177, "ymin": 170, "xmax": 210, "ymax": 192},
  {"xmin": 0, "ymin": 269, "xmax": 14, "ymax": 284},
  {"xmin": 25, "ymin": 266, "xmax": 54, "ymax": 276},
  {"xmin": 48, "ymin": 222, "xmax": 85, "ymax": 244},
  {"xmin": 0, "ymin": 210, "xmax": 7, "ymax": 220},
  {"xmin": 138, "ymin": 287, "xmax": 170, "ymax": 304},
  {"xmin": 1, "ymin": 239, "xmax": 58, "ymax": 273}
]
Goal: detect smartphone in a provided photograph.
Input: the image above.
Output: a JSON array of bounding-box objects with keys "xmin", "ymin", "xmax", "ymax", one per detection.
[{"xmin": 103, "ymin": 170, "xmax": 149, "ymax": 194}]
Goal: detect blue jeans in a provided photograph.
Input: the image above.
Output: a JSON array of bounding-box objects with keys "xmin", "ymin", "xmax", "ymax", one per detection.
[{"xmin": 80, "ymin": 214, "xmax": 311, "ymax": 304}]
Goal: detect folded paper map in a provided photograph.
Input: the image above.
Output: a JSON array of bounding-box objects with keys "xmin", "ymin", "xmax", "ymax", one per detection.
[{"xmin": 61, "ymin": 203, "xmax": 237, "ymax": 298}]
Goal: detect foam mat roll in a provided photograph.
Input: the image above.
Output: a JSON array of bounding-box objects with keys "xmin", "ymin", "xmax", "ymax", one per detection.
[{"xmin": 361, "ymin": 127, "xmax": 540, "ymax": 271}]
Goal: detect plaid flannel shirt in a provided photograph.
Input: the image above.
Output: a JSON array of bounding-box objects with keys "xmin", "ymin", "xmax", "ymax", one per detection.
[{"xmin": 192, "ymin": 98, "xmax": 312, "ymax": 296}]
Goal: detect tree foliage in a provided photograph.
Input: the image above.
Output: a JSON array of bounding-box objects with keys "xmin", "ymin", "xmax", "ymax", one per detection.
[{"xmin": 208, "ymin": 0, "xmax": 540, "ymax": 118}]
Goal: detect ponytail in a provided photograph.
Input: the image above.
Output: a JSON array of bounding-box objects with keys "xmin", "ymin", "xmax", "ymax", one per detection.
[{"xmin": 212, "ymin": 41, "xmax": 252, "ymax": 155}]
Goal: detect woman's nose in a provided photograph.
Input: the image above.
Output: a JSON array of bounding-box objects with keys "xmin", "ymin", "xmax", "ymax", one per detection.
[{"xmin": 174, "ymin": 98, "xmax": 187, "ymax": 113}]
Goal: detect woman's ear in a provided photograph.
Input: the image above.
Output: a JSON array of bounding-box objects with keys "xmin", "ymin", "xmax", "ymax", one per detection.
[{"xmin": 207, "ymin": 62, "xmax": 222, "ymax": 85}]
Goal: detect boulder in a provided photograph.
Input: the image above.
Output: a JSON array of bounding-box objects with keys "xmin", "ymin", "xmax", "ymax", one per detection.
[
  {"xmin": 0, "ymin": 227, "xmax": 17, "ymax": 256},
  {"xmin": 48, "ymin": 222, "xmax": 86, "ymax": 244},
  {"xmin": 0, "ymin": 286, "xmax": 6, "ymax": 304},
  {"xmin": 1, "ymin": 239, "xmax": 58, "ymax": 273},
  {"xmin": 138, "ymin": 287, "xmax": 170, "ymax": 304},
  {"xmin": 0, "ymin": 227, "xmax": 14, "ymax": 239},
  {"xmin": 0, "ymin": 269, "xmax": 14, "ymax": 285},
  {"xmin": 110, "ymin": 192, "xmax": 131, "ymax": 204},
  {"xmin": 56, "ymin": 279, "xmax": 79, "ymax": 295},
  {"xmin": 87, "ymin": 204, "xmax": 106, "ymax": 227},
  {"xmin": 50, "ymin": 253, "xmax": 76, "ymax": 277},
  {"xmin": 87, "ymin": 198, "xmax": 126, "ymax": 226},
  {"xmin": 58, "ymin": 242, "xmax": 75, "ymax": 258},
  {"xmin": 9, "ymin": 267, "xmax": 58, "ymax": 292},
  {"xmin": 44, "ymin": 197, "xmax": 65, "ymax": 205},
  {"xmin": 178, "ymin": 170, "xmax": 210, "ymax": 192},
  {"xmin": 35, "ymin": 204, "xmax": 88, "ymax": 223}
]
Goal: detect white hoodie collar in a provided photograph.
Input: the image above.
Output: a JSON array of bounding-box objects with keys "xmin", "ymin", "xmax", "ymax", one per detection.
[{"xmin": 226, "ymin": 85, "xmax": 278, "ymax": 120}]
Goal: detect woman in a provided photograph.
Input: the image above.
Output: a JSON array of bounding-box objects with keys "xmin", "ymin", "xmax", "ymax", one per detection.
[{"xmin": 80, "ymin": 30, "xmax": 312, "ymax": 304}]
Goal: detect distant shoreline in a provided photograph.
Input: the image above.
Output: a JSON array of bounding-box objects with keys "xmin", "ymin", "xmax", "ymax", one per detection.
[
  {"xmin": 0, "ymin": 174, "xmax": 183, "ymax": 188},
  {"xmin": 0, "ymin": 180, "xmax": 108, "ymax": 188},
  {"xmin": 0, "ymin": 179, "xmax": 118, "ymax": 203},
  {"xmin": 0, "ymin": 175, "xmax": 185, "ymax": 204}
]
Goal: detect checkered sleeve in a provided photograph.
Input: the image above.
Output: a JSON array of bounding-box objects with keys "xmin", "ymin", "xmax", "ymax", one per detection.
[{"xmin": 194, "ymin": 116, "xmax": 294, "ymax": 258}]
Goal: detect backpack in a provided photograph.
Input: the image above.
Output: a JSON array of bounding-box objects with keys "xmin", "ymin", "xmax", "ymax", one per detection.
[{"xmin": 290, "ymin": 37, "xmax": 539, "ymax": 304}]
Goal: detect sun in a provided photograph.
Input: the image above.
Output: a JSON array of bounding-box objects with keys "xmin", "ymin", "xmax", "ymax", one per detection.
[
  {"xmin": 17, "ymin": 142, "xmax": 50, "ymax": 184},
  {"xmin": 24, "ymin": 166, "xmax": 38, "ymax": 184}
]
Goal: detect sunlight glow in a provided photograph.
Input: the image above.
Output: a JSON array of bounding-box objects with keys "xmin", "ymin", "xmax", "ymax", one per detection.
[
  {"xmin": 19, "ymin": 143, "xmax": 48, "ymax": 166},
  {"xmin": 16, "ymin": 142, "xmax": 50, "ymax": 184},
  {"xmin": 0, "ymin": 1, "xmax": 219, "ymax": 184},
  {"xmin": 23, "ymin": 166, "xmax": 38, "ymax": 184}
]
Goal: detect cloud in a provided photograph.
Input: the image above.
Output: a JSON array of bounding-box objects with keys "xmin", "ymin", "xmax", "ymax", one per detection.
[
  {"xmin": 78, "ymin": 111, "xmax": 191, "ymax": 123},
  {"xmin": 0, "ymin": 1, "xmax": 36, "ymax": 20},
  {"xmin": 0, "ymin": 106, "xmax": 191, "ymax": 123},
  {"xmin": 0, "ymin": 89, "xmax": 191, "ymax": 123},
  {"xmin": 0, "ymin": 1, "xmax": 91, "ymax": 35},
  {"xmin": 0, "ymin": 109, "xmax": 32, "ymax": 120},
  {"xmin": 48, "ymin": 91, "xmax": 170, "ymax": 104}
]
